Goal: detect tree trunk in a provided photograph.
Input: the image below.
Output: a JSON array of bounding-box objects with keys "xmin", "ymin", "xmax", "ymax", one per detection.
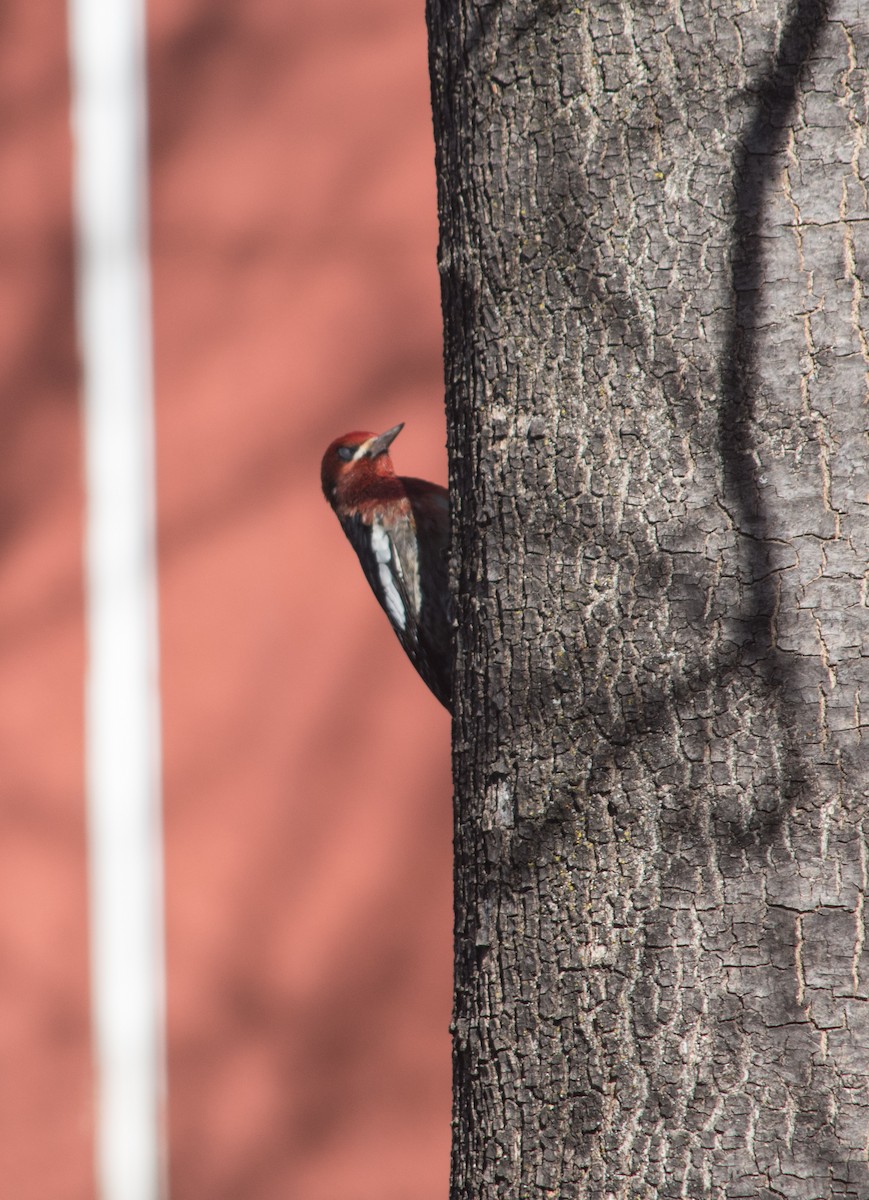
[{"xmin": 427, "ymin": 0, "xmax": 869, "ymax": 1196}]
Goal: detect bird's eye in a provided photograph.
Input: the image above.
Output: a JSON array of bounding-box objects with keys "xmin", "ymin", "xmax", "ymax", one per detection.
[{"xmin": 337, "ymin": 446, "xmax": 357, "ymax": 462}]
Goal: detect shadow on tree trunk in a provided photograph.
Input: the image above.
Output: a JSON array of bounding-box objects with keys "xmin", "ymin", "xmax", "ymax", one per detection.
[{"xmin": 719, "ymin": 0, "xmax": 831, "ymax": 720}]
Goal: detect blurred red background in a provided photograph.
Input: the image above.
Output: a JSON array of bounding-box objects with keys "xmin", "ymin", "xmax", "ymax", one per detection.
[{"xmin": 0, "ymin": 1, "xmax": 452, "ymax": 1197}]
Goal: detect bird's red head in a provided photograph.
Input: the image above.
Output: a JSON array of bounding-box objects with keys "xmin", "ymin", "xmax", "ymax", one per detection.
[{"xmin": 320, "ymin": 423, "xmax": 404, "ymax": 506}]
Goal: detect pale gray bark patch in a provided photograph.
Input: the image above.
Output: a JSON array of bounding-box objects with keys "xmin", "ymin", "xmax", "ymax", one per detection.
[{"xmin": 428, "ymin": 0, "xmax": 869, "ymax": 1195}]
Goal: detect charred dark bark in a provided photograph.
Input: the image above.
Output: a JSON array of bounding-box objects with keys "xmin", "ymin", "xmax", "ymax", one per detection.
[{"xmin": 427, "ymin": 1, "xmax": 869, "ymax": 1196}]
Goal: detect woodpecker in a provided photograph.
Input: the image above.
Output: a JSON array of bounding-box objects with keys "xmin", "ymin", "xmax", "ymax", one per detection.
[{"xmin": 321, "ymin": 423, "xmax": 451, "ymax": 709}]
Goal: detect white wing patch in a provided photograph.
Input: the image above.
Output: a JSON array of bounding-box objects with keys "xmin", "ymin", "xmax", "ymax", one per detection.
[{"xmin": 370, "ymin": 522, "xmax": 407, "ymax": 631}]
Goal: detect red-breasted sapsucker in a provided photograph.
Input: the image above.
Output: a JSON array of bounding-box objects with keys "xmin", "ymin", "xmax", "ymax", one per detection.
[{"xmin": 321, "ymin": 423, "xmax": 451, "ymax": 709}]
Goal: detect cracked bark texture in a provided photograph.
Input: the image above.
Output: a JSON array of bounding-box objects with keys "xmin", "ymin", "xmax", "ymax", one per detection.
[{"xmin": 427, "ymin": 0, "xmax": 869, "ymax": 1196}]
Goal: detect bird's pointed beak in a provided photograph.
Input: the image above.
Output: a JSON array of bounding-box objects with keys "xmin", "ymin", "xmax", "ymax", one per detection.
[{"xmin": 364, "ymin": 423, "xmax": 405, "ymax": 459}]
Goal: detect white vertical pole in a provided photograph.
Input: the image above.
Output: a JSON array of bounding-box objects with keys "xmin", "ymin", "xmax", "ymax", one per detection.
[{"xmin": 68, "ymin": 0, "xmax": 166, "ymax": 1197}]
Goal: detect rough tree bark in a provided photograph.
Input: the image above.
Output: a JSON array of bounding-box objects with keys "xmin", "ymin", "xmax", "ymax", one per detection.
[{"xmin": 427, "ymin": 0, "xmax": 869, "ymax": 1196}]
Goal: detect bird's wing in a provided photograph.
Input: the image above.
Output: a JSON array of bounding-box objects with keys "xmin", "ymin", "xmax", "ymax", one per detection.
[{"xmin": 339, "ymin": 510, "xmax": 420, "ymax": 643}]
